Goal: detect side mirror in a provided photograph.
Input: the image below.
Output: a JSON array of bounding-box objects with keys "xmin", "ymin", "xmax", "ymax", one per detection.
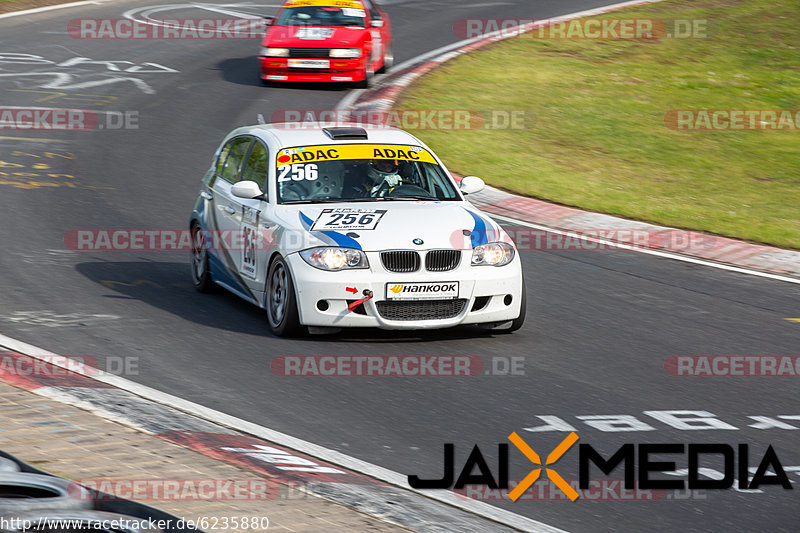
[
  {"xmin": 232, "ymin": 181, "xmax": 265, "ymax": 200},
  {"xmin": 459, "ymin": 176, "xmax": 485, "ymax": 195},
  {"xmin": 371, "ymin": 19, "xmax": 384, "ymax": 28},
  {"xmin": 263, "ymin": 16, "xmax": 275, "ymax": 26}
]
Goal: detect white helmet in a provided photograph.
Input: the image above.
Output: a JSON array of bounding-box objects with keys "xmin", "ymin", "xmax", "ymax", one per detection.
[{"xmin": 368, "ymin": 159, "xmax": 400, "ymax": 184}]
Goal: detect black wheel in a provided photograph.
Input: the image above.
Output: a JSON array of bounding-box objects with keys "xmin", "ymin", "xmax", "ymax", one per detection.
[
  {"xmin": 190, "ymin": 223, "xmax": 214, "ymax": 293},
  {"xmin": 0, "ymin": 473, "xmax": 93, "ymax": 513},
  {"xmin": 505, "ymin": 276, "xmax": 527, "ymax": 333},
  {"xmin": 377, "ymin": 45, "xmax": 393, "ymax": 74},
  {"xmin": 477, "ymin": 276, "xmax": 526, "ymax": 334},
  {"xmin": 266, "ymin": 255, "xmax": 304, "ymax": 337},
  {"xmin": 354, "ymin": 64, "xmax": 374, "ymax": 89}
]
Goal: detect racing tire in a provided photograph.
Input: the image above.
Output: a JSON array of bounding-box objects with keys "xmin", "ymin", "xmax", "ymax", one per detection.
[
  {"xmin": 477, "ymin": 277, "xmax": 527, "ymax": 334},
  {"xmin": 266, "ymin": 256, "xmax": 304, "ymax": 337},
  {"xmin": 355, "ymin": 65, "xmax": 374, "ymax": 89},
  {"xmin": 190, "ymin": 222, "xmax": 214, "ymax": 293},
  {"xmin": 377, "ymin": 45, "xmax": 393, "ymax": 74},
  {"xmin": 4, "ymin": 510, "xmax": 164, "ymax": 533},
  {"xmin": 0, "ymin": 457, "xmax": 21, "ymax": 472},
  {"xmin": 0, "ymin": 473, "xmax": 93, "ymax": 513},
  {"xmin": 504, "ymin": 276, "xmax": 527, "ymax": 333}
]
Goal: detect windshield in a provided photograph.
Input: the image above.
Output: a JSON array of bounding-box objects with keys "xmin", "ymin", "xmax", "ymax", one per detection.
[
  {"xmin": 277, "ymin": 4, "xmax": 366, "ymax": 28},
  {"xmin": 276, "ymin": 144, "xmax": 461, "ymax": 203}
]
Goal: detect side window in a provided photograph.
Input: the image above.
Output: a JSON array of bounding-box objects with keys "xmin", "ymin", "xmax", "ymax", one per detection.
[
  {"xmin": 368, "ymin": 1, "xmax": 382, "ymax": 20},
  {"xmin": 241, "ymin": 141, "xmax": 269, "ymax": 193},
  {"xmin": 219, "ymin": 138, "xmax": 252, "ymax": 183},
  {"xmin": 215, "ymin": 142, "xmax": 232, "ymax": 175}
]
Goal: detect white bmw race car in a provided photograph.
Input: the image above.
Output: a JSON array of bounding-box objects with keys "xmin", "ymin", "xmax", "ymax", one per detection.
[{"xmin": 189, "ymin": 123, "xmax": 525, "ymax": 336}]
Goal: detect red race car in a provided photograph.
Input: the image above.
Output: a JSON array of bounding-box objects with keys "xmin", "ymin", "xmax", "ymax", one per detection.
[{"xmin": 260, "ymin": 0, "xmax": 392, "ymax": 87}]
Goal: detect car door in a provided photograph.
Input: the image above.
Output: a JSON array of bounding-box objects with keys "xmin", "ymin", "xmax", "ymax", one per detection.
[
  {"xmin": 363, "ymin": 0, "xmax": 383, "ymax": 68},
  {"xmin": 234, "ymin": 139, "xmax": 277, "ymax": 295},
  {"xmin": 372, "ymin": 0, "xmax": 390, "ymax": 51},
  {"xmin": 209, "ymin": 136, "xmax": 253, "ymax": 295}
]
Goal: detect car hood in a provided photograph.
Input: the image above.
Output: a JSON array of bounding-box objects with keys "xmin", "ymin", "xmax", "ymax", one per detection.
[
  {"xmin": 263, "ymin": 26, "xmax": 366, "ymax": 48},
  {"xmin": 274, "ymin": 201, "xmax": 505, "ymax": 253}
]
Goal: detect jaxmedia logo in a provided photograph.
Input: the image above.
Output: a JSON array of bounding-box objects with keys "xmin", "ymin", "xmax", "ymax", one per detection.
[{"xmin": 408, "ymin": 432, "xmax": 793, "ymax": 501}]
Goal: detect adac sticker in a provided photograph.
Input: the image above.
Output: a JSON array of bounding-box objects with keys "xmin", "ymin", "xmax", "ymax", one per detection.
[
  {"xmin": 284, "ymin": 0, "xmax": 364, "ymax": 9},
  {"xmin": 276, "ymin": 144, "xmax": 438, "ymax": 167}
]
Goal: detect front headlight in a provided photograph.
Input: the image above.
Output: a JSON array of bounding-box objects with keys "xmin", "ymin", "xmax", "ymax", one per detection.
[
  {"xmin": 300, "ymin": 247, "xmax": 368, "ymax": 271},
  {"xmin": 471, "ymin": 242, "xmax": 515, "ymax": 267},
  {"xmin": 262, "ymin": 47, "xmax": 289, "ymax": 57},
  {"xmin": 329, "ymin": 48, "xmax": 361, "ymax": 58}
]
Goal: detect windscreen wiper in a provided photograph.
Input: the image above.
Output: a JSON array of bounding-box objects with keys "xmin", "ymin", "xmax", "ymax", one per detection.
[
  {"xmin": 381, "ymin": 195, "xmax": 438, "ymax": 201},
  {"xmin": 281, "ymin": 197, "xmax": 383, "ymax": 204}
]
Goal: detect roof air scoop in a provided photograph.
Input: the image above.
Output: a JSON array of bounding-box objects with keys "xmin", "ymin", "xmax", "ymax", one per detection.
[{"xmin": 322, "ymin": 127, "xmax": 368, "ymax": 140}]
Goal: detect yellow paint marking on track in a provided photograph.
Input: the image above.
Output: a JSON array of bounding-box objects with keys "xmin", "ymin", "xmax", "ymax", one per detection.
[
  {"xmin": 0, "ymin": 136, "xmax": 68, "ymax": 143},
  {"xmin": 7, "ymin": 89, "xmax": 119, "ymax": 107},
  {"xmin": 785, "ymin": 318, "xmax": 800, "ymax": 323}
]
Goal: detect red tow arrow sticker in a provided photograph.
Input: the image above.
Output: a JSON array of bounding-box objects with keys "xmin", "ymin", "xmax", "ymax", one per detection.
[{"xmin": 345, "ymin": 287, "xmax": 358, "ymax": 294}]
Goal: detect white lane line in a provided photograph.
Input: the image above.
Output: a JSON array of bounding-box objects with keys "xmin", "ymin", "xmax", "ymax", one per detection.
[
  {"xmin": 0, "ymin": 0, "xmax": 105, "ymax": 20},
  {"xmin": 489, "ymin": 212, "xmax": 800, "ymax": 285},
  {"xmin": 0, "ymin": 332, "xmax": 568, "ymax": 533},
  {"xmin": 336, "ymin": 0, "xmax": 668, "ymax": 111}
]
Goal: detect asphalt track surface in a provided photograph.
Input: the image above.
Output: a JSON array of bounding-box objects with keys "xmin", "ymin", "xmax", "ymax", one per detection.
[{"xmin": 1, "ymin": 1, "xmax": 799, "ymax": 531}]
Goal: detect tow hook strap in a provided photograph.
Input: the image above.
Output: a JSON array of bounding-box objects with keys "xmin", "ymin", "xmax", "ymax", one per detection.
[{"xmin": 348, "ymin": 290, "xmax": 374, "ymax": 313}]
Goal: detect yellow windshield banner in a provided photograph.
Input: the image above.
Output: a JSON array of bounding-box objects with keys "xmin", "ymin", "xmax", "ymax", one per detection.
[
  {"xmin": 284, "ymin": 0, "xmax": 364, "ymax": 8},
  {"xmin": 276, "ymin": 144, "xmax": 439, "ymax": 167}
]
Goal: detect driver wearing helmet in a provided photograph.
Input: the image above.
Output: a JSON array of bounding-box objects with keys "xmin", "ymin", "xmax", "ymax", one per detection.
[{"xmin": 367, "ymin": 159, "xmax": 402, "ymax": 195}]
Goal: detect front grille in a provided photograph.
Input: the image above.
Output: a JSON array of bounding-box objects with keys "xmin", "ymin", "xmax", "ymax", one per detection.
[
  {"xmin": 376, "ymin": 299, "xmax": 467, "ymax": 321},
  {"xmin": 381, "ymin": 251, "xmax": 420, "ymax": 273},
  {"xmin": 425, "ymin": 250, "xmax": 461, "ymax": 272},
  {"xmin": 288, "ymin": 48, "xmax": 331, "ymax": 58}
]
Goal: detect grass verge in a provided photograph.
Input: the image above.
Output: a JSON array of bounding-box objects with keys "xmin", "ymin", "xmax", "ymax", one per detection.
[{"xmin": 398, "ymin": 0, "xmax": 800, "ymax": 249}]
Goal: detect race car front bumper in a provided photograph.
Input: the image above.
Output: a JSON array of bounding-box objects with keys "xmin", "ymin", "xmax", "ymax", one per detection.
[
  {"xmin": 285, "ymin": 251, "xmax": 523, "ymax": 330},
  {"xmin": 259, "ymin": 56, "xmax": 367, "ymax": 83}
]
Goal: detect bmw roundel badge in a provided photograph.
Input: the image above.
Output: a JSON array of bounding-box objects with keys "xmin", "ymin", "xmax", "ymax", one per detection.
[{"xmin": 413, "ymin": 238, "xmax": 424, "ymax": 245}]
